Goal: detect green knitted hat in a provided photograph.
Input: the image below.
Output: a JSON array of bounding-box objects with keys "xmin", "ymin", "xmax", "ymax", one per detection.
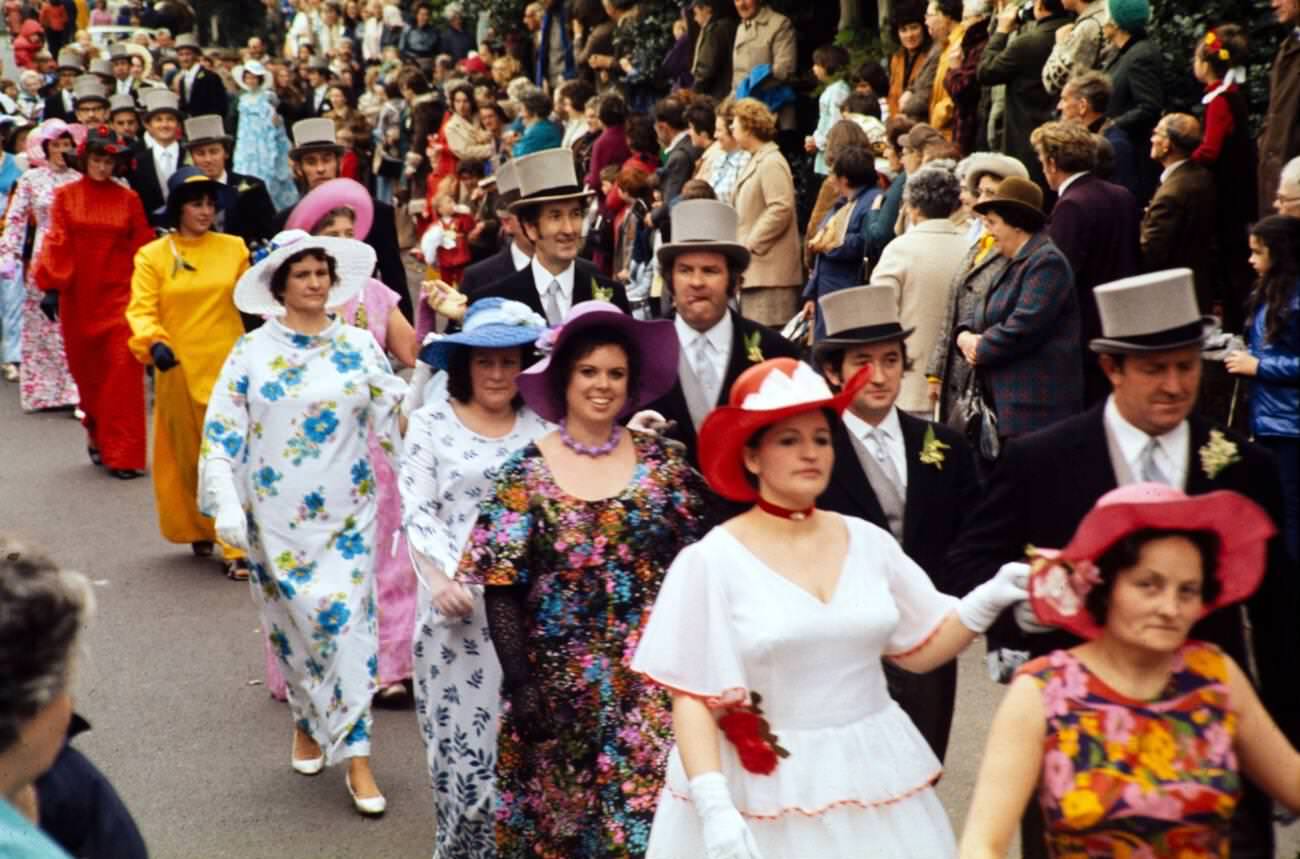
[{"xmin": 1106, "ymin": 0, "xmax": 1150, "ymax": 31}]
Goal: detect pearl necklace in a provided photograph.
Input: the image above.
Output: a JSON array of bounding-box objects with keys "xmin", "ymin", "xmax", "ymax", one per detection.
[{"xmin": 559, "ymin": 420, "xmax": 622, "ymax": 457}]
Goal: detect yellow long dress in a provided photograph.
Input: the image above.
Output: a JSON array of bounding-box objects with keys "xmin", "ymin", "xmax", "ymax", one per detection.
[{"xmin": 126, "ymin": 232, "xmax": 249, "ymax": 553}]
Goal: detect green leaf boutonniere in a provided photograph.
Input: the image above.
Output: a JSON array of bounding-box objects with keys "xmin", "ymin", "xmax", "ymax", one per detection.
[
  {"xmin": 1198, "ymin": 430, "xmax": 1240, "ymax": 479},
  {"xmin": 591, "ymin": 276, "xmax": 613, "ymax": 303},
  {"xmin": 236, "ymin": 180, "xmax": 253, "ymax": 194},
  {"xmin": 919, "ymin": 425, "xmax": 950, "ymax": 469},
  {"xmin": 744, "ymin": 331, "xmax": 764, "ymax": 363}
]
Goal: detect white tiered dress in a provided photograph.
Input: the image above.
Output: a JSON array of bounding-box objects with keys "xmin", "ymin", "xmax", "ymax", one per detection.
[{"xmin": 632, "ymin": 514, "xmax": 960, "ymax": 858}]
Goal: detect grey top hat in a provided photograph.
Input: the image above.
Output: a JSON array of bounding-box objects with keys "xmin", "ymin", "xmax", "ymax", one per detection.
[
  {"xmin": 814, "ymin": 284, "xmax": 914, "ymax": 355},
  {"xmin": 289, "ymin": 118, "xmax": 344, "ymax": 159},
  {"xmin": 108, "ymin": 93, "xmax": 137, "ymax": 116},
  {"xmin": 72, "ymin": 75, "xmax": 109, "ymax": 105},
  {"xmin": 494, "ymin": 159, "xmax": 521, "ymax": 209},
  {"xmin": 183, "ymin": 114, "xmax": 232, "ymax": 149},
  {"xmin": 89, "ymin": 58, "xmax": 114, "ymax": 79},
  {"xmin": 56, "ymin": 48, "xmax": 85, "ymax": 73},
  {"xmin": 307, "ymin": 57, "xmax": 333, "ymax": 74},
  {"xmin": 140, "ymin": 87, "xmax": 181, "ymax": 119},
  {"xmin": 109, "ymin": 43, "xmax": 132, "ymax": 63},
  {"xmin": 1089, "ymin": 268, "xmax": 1214, "ymax": 354},
  {"xmin": 174, "ymin": 33, "xmax": 201, "ymax": 52},
  {"xmin": 507, "ymin": 149, "xmax": 594, "ymax": 211},
  {"xmin": 656, "ymin": 200, "xmax": 750, "ymax": 270}
]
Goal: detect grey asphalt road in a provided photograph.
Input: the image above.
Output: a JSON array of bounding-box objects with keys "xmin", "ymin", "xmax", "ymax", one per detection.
[{"xmin": 2, "ymin": 383, "xmax": 1296, "ymax": 858}]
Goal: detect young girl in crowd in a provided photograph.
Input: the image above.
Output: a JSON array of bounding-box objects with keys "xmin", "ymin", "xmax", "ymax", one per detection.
[
  {"xmin": 232, "ymin": 60, "xmax": 298, "ymax": 210},
  {"xmin": 1226, "ymin": 215, "xmax": 1300, "ymax": 559},
  {"xmin": 808, "ymin": 45, "xmax": 853, "ymax": 176},
  {"xmin": 415, "ymin": 193, "xmax": 474, "ymax": 340}
]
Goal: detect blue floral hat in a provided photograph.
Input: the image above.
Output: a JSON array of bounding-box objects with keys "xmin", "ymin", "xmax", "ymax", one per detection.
[{"xmin": 418, "ymin": 297, "xmax": 547, "ymax": 371}]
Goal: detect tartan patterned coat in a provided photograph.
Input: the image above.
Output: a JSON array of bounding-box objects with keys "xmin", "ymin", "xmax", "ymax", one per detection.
[{"xmin": 960, "ymin": 230, "xmax": 1082, "ymax": 438}]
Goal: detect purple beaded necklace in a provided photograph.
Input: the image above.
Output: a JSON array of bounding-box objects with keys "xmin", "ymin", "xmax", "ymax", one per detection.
[{"xmin": 559, "ymin": 419, "xmax": 622, "ymax": 457}]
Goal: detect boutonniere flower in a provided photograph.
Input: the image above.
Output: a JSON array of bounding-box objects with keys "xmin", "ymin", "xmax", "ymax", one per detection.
[
  {"xmin": 744, "ymin": 331, "xmax": 764, "ymax": 363},
  {"xmin": 919, "ymin": 424, "xmax": 950, "ymax": 469},
  {"xmin": 591, "ymin": 276, "xmax": 613, "ymax": 303},
  {"xmin": 1199, "ymin": 430, "xmax": 1240, "ymax": 479},
  {"xmin": 716, "ymin": 692, "xmax": 789, "ymax": 775},
  {"xmin": 237, "ymin": 179, "xmax": 253, "ymax": 193}
]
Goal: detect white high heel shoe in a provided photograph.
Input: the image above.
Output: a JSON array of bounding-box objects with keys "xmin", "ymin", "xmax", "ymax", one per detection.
[
  {"xmin": 346, "ymin": 772, "xmax": 387, "ymax": 816},
  {"xmin": 291, "ymin": 736, "xmax": 324, "ymax": 776}
]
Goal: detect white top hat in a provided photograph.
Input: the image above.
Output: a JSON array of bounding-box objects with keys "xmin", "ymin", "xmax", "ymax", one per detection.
[
  {"xmin": 1089, "ymin": 268, "xmax": 1214, "ymax": 354},
  {"xmin": 235, "ymin": 230, "xmax": 376, "ymax": 317},
  {"xmin": 507, "ymin": 148, "xmax": 594, "ymax": 211}
]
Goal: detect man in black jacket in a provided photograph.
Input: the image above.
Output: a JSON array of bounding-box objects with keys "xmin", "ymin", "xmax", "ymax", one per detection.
[
  {"xmin": 175, "ymin": 33, "xmax": 227, "ymax": 119},
  {"xmin": 947, "ymin": 268, "xmax": 1296, "ymax": 859},
  {"xmin": 813, "ymin": 284, "xmax": 979, "ymax": 761},
  {"xmin": 127, "ymin": 88, "xmax": 185, "ymax": 228},
  {"xmin": 182, "ymin": 114, "xmax": 274, "ymax": 249},
  {"xmin": 649, "ymin": 95, "xmax": 699, "ymax": 238},
  {"xmin": 42, "ymin": 48, "xmax": 83, "ymax": 122},
  {"xmin": 461, "ymin": 160, "xmax": 534, "ymax": 299}
]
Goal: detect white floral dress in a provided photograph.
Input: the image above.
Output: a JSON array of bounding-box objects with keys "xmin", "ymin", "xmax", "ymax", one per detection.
[
  {"xmin": 199, "ymin": 318, "xmax": 406, "ymax": 764},
  {"xmin": 398, "ymin": 396, "xmax": 551, "ymax": 859}
]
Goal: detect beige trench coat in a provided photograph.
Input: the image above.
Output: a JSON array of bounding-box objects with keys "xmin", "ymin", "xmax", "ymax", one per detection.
[{"xmin": 733, "ymin": 141, "xmax": 803, "ymax": 290}]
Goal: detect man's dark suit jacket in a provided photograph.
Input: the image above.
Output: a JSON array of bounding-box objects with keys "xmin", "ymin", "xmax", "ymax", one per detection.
[
  {"xmin": 127, "ymin": 142, "xmax": 170, "ymax": 228},
  {"xmin": 946, "ymin": 403, "xmax": 1299, "ymax": 744},
  {"xmin": 180, "ymin": 66, "xmax": 228, "ymax": 119},
  {"xmin": 642, "ymin": 310, "xmax": 800, "ymax": 470},
  {"xmin": 43, "ymin": 89, "xmax": 74, "ymax": 122},
  {"xmin": 818, "ymin": 412, "xmax": 979, "ymax": 759},
  {"xmin": 1141, "ymin": 160, "xmax": 1219, "ymax": 312},
  {"xmin": 1048, "ymin": 173, "xmax": 1140, "ymax": 403},
  {"xmin": 649, "ymin": 135, "xmax": 700, "ymax": 233},
  {"xmin": 472, "ymin": 257, "xmax": 630, "ymax": 321},
  {"xmin": 462, "ymin": 243, "xmax": 526, "ymax": 301},
  {"xmin": 222, "ymin": 171, "xmax": 275, "ymax": 248}
]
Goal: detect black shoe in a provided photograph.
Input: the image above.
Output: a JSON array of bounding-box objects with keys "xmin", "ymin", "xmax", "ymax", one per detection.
[
  {"xmin": 108, "ymin": 468, "xmax": 145, "ymax": 480},
  {"xmin": 87, "ymin": 446, "xmax": 102, "ymax": 466},
  {"xmin": 191, "ymin": 541, "xmax": 215, "ymax": 558}
]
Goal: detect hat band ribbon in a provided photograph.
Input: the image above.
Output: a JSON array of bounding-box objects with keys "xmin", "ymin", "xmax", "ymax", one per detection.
[
  {"xmin": 1103, "ymin": 320, "xmax": 1205, "ymax": 348},
  {"xmin": 520, "ymin": 182, "xmax": 587, "ymax": 201},
  {"xmin": 822, "ymin": 322, "xmax": 908, "ymax": 343},
  {"xmin": 463, "ymin": 303, "xmax": 546, "ymax": 333}
]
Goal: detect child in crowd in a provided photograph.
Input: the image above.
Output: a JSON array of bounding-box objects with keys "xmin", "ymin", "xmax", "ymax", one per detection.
[
  {"xmin": 807, "ymin": 44, "xmax": 852, "ymax": 176},
  {"xmin": 415, "ymin": 193, "xmax": 474, "ymax": 340},
  {"xmin": 233, "ymin": 60, "xmax": 297, "ymax": 209}
]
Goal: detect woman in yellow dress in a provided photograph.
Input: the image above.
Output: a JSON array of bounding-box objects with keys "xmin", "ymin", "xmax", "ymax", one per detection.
[{"xmin": 126, "ymin": 168, "xmax": 251, "ymax": 578}]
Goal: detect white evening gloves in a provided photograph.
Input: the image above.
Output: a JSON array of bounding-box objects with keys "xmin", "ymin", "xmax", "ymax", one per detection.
[
  {"xmin": 957, "ymin": 561, "xmax": 1031, "ymax": 634},
  {"xmin": 689, "ymin": 772, "xmax": 763, "ymax": 859},
  {"xmin": 201, "ymin": 459, "xmax": 248, "ymax": 551}
]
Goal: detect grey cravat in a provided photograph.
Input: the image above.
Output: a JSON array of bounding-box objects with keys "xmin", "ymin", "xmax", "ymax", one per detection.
[
  {"xmin": 1140, "ymin": 438, "xmax": 1171, "ymax": 485},
  {"xmin": 542, "ymin": 279, "xmax": 563, "ymax": 325},
  {"xmin": 692, "ymin": 335, "xmax": 720, "ymax": 406},
  {"xmin": 860, "ymin": 428, "xmax": 905, "ymax": 542}
]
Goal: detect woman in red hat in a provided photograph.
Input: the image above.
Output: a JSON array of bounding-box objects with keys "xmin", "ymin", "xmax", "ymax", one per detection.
[
  {"xmin": 960, "ymin": 483, "xmax": 1300, "ymax": 859},
  {"xmin": 632, "ymin": 357, "xmax": 1029, "ymax": 858}
]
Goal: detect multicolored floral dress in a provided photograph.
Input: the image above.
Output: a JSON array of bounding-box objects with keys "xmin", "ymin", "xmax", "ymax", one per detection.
[
  {"xmin": 399, "ymin": 396, "xmax": 551, "ymax": 859},
  {"xmin": 0, "ymin": 164, "xmax": 80, "ymax": 411},
  {"xmin": 456, "ymin": 433, "xmax": 710, "ymax": 858},
  {"xmin": 198, "ymin": 318, "xmax": 407, "ymax": 765},
  {"xmin": 1019, "ymin": 642, "xmax": 1241, "ymax": 858}
]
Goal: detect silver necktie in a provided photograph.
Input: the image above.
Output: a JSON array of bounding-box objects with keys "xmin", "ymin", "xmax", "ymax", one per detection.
[
  {"xmin": 1140, "ymin": 438, "xmax": 1171, "ymax": 485},
  {"xmin": 543, "ymin": 279, "xmax": 563, "ymax": 325},
  {"xmin": 693, "ymin": 335, "xmax": 720, "ymax": 405},
  {"xmin": 869, "ymin": 428, "xmax": 905, "ymax": 497}
]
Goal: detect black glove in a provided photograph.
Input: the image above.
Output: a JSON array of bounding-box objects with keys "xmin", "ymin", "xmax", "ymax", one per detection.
[
  {"xmin": 486, "ymin": 584, "xmax": 563, "ymax": 743},
  {"xmin": 507, "ymin": 681, "xmax": 558, "ymax": 743},
  {"xmin": 39, "ymin": 290, "xmax": 58, "ymax": 322},
  {"xmin": 150, "ymin": 342, "xmax": 179, "ymax": 372}
]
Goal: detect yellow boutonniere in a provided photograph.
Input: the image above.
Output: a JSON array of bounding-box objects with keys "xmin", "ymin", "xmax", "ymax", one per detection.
[
  {"xmin": 237, "ymin": 180, "xmax": 253, "ymax": 193},
  {"xmin": 919, "ymin": 425, "xmax": 950, "ymax": 469},
  {"xmin": 744, "ymin": 331, "xmax": 764, "ymax": 363},
  {"xmin": 591, "ymin": 276, "xmax": 613, "ymax": 303},
  {"xmin": 1198, "ymin": 430, "xmax": 1239, "ymax": 479}
]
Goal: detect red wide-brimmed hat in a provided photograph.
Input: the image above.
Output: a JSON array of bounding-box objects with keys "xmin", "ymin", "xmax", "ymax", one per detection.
[
  {"xmin": 698, "ymin": 358, "xmax": 871, "ymax": 503},
  {"xmin": 1028, "ymin": 483, "xmax": 1275, "ymax": 639}
]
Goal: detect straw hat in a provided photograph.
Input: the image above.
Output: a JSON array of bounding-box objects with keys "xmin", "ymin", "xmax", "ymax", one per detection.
[
  {"xmin": 1088, "ymin": 269, "xmax": 1215, "ymax": 354},
  {"xmin": 813, "ymin": 285, "xmax": 913, "ymax": 357},
  {"xmin": 140, "ymin": 87, "xmax": 181, "ymax": 120},
  {"xmin": 286, "ymin": 178, "xmax": 374, "ymax": 240},
  {"xmin": 233, "ymin": 60, "xmax": 269, "ymax": 91},
  {"xmin": 508, "ymin": 148, "xmax": 595, "ymax": 212},
  {"xmin": 419, "ymin": 298, "xmax": 547, "ymax": 371},
  {"xmin": 182, "ymin": 114, "xmax": 232, "ymax": 149},
  {"xmin": 289, "ymin": 117, "xmax": 344, "ymax": 159},
  {"xmin": 235, "ymin": 230, "xmax": 376, "ymax": 317},
  {"xmin": 971, "ymin": 176, "xmax": 1046, "ymax": 230},
  {"xmin": 123, "ymin": 42, "xmax": 153, "ymax": 81},
  {"xmin": 1027, "ymin": 483, "xmax": 1274, "ymax": 639},
  {"xmin": 655, "ymin": 199, "xmax": 750, "ymax": 271}
]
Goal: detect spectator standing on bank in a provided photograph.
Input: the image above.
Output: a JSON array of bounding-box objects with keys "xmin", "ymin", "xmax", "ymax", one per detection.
[
  {"xmin": 399, "ymin": 2, "xmax": 440, "ymax": 68},
  {"xmin": 1041, "ymin": 0, "xmax": 1108, "ymax": 96},
  {"xmin": 1257, "ymin": 0, "xmax": 1300, "ymax": 219},
  {"xmin": 888, "ymin": 0, "xmax": 932, "ymax": 119},
  {"xmin": 943, "ymin": 0, "xmax": 992, "ymax": 156},
  {"xmin": 1141, "ymin": 114, "xmax": 1218, "ymax": 313},
  {"xmin": 1100, "ymin": 0, "xmax": 1163, "ymax": 205},
  {"xmin": 807, "ymin": 45, "xmax": 851, "ymax": 177},
  {"xmin": 926, "ymin": 0, "xmax": 967, "ymax": 141},
  {"xmin": 804, "ymin": 145, "xmax": 877, "ymax": 337},
  {"xmin": 689, "ymin": 0, "xmax": 735, "ymax": 102},
  {"xmin": 731, "ymin": 0, "xmax": 797, "ymax": 138}
]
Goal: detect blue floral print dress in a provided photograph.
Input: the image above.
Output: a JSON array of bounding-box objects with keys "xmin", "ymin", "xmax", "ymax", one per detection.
[
  {"xmin": 233, "ymin": 89, "xmax": 298, "ymax": 211},
  {"xmin": 199, "ymin": 317, "xmax": 406, "ymax": 764}
]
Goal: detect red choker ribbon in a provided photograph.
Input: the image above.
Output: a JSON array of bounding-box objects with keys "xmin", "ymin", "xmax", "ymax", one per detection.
[{"xmin": 756, "ymin": 498, "xmax": 814, "ymax": 521}]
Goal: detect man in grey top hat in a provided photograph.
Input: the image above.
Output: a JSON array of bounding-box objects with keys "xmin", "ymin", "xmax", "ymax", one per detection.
[
  {"xmin": 183, "ymin": 114, "xmax": 274, "ymax": 247},
  {"xmin": 305, "ymin": 58, "xmax": 334, "ymax": 117},
  {"xmin": 814, "ymin": 283, "xmax": 978, "ymax": 763},
  {"xmin": 127, "ymin": 88, "xmax": 185, "ymax": 226},
  {"xmin": 175, "ymin": 33, "xmax": 227, "ymax": 119},
  {"xmin": 108, "ymin": 43, "xmax": 142, "ymax": 100},
  {"xmin": 461, "ymin": 160, "xmax": 536, "ymax": 299},
  {"xmin": 108, "ymin": 94, "xmax": 140, "ymax": 139},
  {"xmin": 948, "ymin": 268, "xmax": 1296, "ymax": 859},
  {"xmin": 43, "ymin": 48, "xmax": 84, "ymax": 122},
  {"xmin": 71, "ymin": 75, "xmax": 109, "ymax": 126}
]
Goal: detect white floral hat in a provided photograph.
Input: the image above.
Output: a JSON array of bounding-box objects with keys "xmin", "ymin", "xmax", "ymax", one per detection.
[{"xmin": 234, "ymin": 230, "xmax": 376, "ymax": 317}]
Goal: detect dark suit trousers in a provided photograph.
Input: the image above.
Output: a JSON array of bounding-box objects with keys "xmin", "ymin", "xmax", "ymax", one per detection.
[{"xmin": 884, "ymin": 658, "xmax": 958, "ymax": 763}]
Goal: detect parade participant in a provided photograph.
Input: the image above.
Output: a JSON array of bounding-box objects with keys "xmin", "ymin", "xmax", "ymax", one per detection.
[
  {"xmin": 0, "ymin": 119, "xmax": 83, "ymax": 413},
  {"xmin": 175, "ymin": 33, "xmax": 227, "ymax": 119},
  {"xmin": 475, "ymin": 149, "xmax": 630, "ymax": 324},
  {"xmin": 456, "ymin": 301, "xmax": 706, "ymax": 857},
  {"xmin": 127, "ymin": 88, "xmax": 184, "ymax": 227},
  {"xmin": 948, "ymin": 269, "xmax": 1297, "ymax": 858},
  {"xmin": 460, "ymin": 160, "xmax": 533, "ymax": 298},
  {"xmin": 199, "ymin": 230, "xmax": 406, "ymax": 817},
  {"xmin": 272, "ymin": 118, "xmax": 409, "ymax": 322},
  {"xmin": 637, "ymin": 199, "xmax": 799, "ymax": 468},
  {"xmin": 33, "ymin": 125, "xmax": 153, "ymax": 479},
  {"xmin": 813, "ymin": 285, "xmax": 979, "ymax": 760},
  {"xmin": 630, "ymin": 357, "xmax": 1027, "ymax": 858},
  {"xmin": 70, "ymin": 76, "xmax": 108, "ymax": 126},
  {"xmin": 106, "ymin": 43, "xmax": 141, "ymax": 99},
  {"xmin": 127, "ymin": 168, "xmax": 251, "ymax": 578},
  {"xmin": 182, "ymin": 114, "xmax": 276, "ymax": 247},
  {"xmin": 107, "ymin": 94, "xmax": 139, "ymax": 139},
  {"xmin": 399, "ymin": 297, "xmax": 551, "ymax": 859},
  {"xmin": 43, "ymin": 49, "xmax": 83, "ymax": 123},
  {"xmin": 0, "ymin": 125, "xmax": 27, "ymax": 383},
  {"xmin": 229, "ymin": 62, "xmax": 298, "ymax": 211},
  {"xmin": 960, "ymin": 484, "xmax": 1300, "ymax": 858}
]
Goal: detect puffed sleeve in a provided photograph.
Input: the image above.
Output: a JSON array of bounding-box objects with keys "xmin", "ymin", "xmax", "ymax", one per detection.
[
  {"xmin": 455, "ymin": 451, "xmax": 536, "ymax": 588},
  {"xmin": 126, "ymin": 239, "xmax": 169, "ymax": 364},
  {"xmin": 875, "ymin": 522, "xmax": 960, "ymax": 656},
  {"xmin": 31, "ymin": 184, "xmax": 73, "ymax": 292},
  {"xmin": 632, "ymin": 534, "xmax": 749, "ymax": 700}
]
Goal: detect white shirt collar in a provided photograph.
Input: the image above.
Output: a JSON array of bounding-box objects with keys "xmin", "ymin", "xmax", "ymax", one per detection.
[
  {"xmin": 217, "ymin": 170, "xmax": 228, "ymax": 183},
  {"xmin": 146, "ymin": 135, "xmax": 179, "ymax": 155},
  {"xmin": 183, "ymin": 64, "xmax": 201, "ymax": 87},
  {"xmin": 1058, "ymin": 171, "xmax": 1088, "ymax": 195},
  {"xmin": 1104, "ymin": 395, "xmax": 1190, "ymax": 488},
  {"xmin": 509, "ymin": 241, "xmax": 531, "ymax": 271},
  {"xmin": 674, "ymin": 310, "xmax": 732, "ymax": 355},
  {"xmin": 1160, "ymin": 159, "xmax": 1188, "ymax": 185},
  {"xmin": 530, "ymin": 256, "xmax": 575, "ymax": 299}
]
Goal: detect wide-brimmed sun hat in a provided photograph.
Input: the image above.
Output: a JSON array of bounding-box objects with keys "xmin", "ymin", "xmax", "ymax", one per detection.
[
  {"xmin": 656, "ymin": 199, "xmax": 750, "ymax": 271},
  {"xmin": 1089, "ymin": 268, "xmax": 1215, "ymax": 354},
  {"xmin": 1027, "ymin": 483, "xmax": 1275, "ymax": 640},
  {"xmin": 972, "ymin": 176, "xmax": 1046, "ymax": 230},
  {"xmin": 699, "ymin": 358, "xmax": 872, "ymax": 503},
  {"xmin": 286, "ymin": 177, "xmax": 374, "ymax": 240},
  {"xmin": 26, "ymin": 119, "xmax": 87, "ymax": 167},
  {"xmin": 235, "ymin": 230, "xmax": 376, "ymax": 317},
  {"xmin": 419, "ymin": 297, "xmax": 547, "ymax": 371},
  {"xmin": 515, "ymin": 301, "xmax": 678, "ymax": 423},
  {"xmin": 156, "ymin": 165, "xmax": 234, "ymax": 222},
  {"xmin": 234, "ymin": 60, "xmax": 269, "ymax": 91}
]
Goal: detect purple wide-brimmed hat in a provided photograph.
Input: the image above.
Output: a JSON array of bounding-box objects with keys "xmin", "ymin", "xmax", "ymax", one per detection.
[
  {"xmin": 286, "ymin": 177, "xmax": 374, "ymax": 240},
  {"xmin": 516, "ymin": 301, "xmax": 679, "ymax": 424}
]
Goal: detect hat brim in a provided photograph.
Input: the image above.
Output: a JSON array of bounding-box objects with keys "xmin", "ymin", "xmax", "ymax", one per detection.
[
  {"xmin": 419, "ymin": 325, "xmax": 544, "ymax": 371},
  {"xmin": 286, "ymin": 178, "xmax": 375, "ymax": 241},
  {"xmin": 515, "ymin": 303, "xmax": 679, "ymax": 424},
  {"xmin": 143, "ymin": 105, "xmax": 182, "ymax": 120},
  {"xmin": 234, "ymin": 236, "xmax": 376, "ymax": 317},
  {"xmin": 75, "ymin": 95, "xmax": 110, "ymax": 107},
  {"xmin": 972, "ymin": 197, "xmax": 1045, "ymax": 229},
  {"xmin": 508, "ymin": 189, "xmax": 596, "ymax": 212},
  {"xmin": 1029, "ymin": 489, "xmax": 1275, "ymax": 639},
  {"xmin": 699, "ymin": 365, "xmax": 872, "ymax": 503},
  {"xmin": 155, "ymin": 177, "xmax": 235, "ymax": 219},
  {"xmin": 1088, "ymin": 318, "xmax": 1216, "ymax": 354},
  {"xmin": 184, "ymin": 134, "xmax": 234, "ymax": 150},
  {"xmin": 289, "ymin": 142, "xmax": 346, "ymax": 160},
  {"xmin": 813, "ymin": 324, "xmax": 915, "ymax": 357},
  {"xmin": 656, "ymin": 240, "xmax": 751, "ymax": 272}
]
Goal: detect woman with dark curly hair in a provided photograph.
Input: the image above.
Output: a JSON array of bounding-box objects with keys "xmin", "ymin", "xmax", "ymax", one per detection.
[{"xmin": 425, "ymin": 80, "xmax": 494, "ymax": 212}]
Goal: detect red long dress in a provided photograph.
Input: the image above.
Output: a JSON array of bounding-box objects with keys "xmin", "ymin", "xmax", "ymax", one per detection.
[{"xmin": 33, "ymin": 177, "xmax": 155, "ymax": 470}]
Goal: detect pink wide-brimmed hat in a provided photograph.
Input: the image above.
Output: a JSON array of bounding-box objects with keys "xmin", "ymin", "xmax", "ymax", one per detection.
[
  {"xmin": 26, "ymin": 119, "xmax": 87, "ymax": 168},
  {"xmin": 1028, "ymin": 483, "xmax": 1276, "ymax": 639},
  {"xmin": 286, "ymin": 177, "xmax": 374, "ymax": 240},
  {"xmin": 515, "ymin": 301, "xmax": 678, "ymax": 424}
]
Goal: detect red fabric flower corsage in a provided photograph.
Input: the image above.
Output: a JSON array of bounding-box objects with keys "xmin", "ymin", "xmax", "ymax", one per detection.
[{"xmin": 716, "ymin": 693, "xmax": 790, "ymax": 776}]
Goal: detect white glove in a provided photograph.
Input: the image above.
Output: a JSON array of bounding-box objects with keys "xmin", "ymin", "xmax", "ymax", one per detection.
[
  {"xmin": 689, "ymin": 772, "xmax": 763, "ymax": 859},
  {"xmin": 957, "ymin": 561, "xmax": 1030, "ymax": 634},
  {"xmin": 201, "ymin": 459, "xmax": 249, "ymax": 551},
  {"xmin": 627, "ymin": 409, "xmax": 670, "ymax": 435}
]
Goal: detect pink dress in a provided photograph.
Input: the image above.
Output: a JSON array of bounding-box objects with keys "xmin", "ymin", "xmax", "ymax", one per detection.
[
  {"xmin": 264, "ymin": 278, "xmax": 417, "ymax": 698},
  {"xmin": 0, "ymin": 165, "xmax": 80, "ymax": 411}
]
